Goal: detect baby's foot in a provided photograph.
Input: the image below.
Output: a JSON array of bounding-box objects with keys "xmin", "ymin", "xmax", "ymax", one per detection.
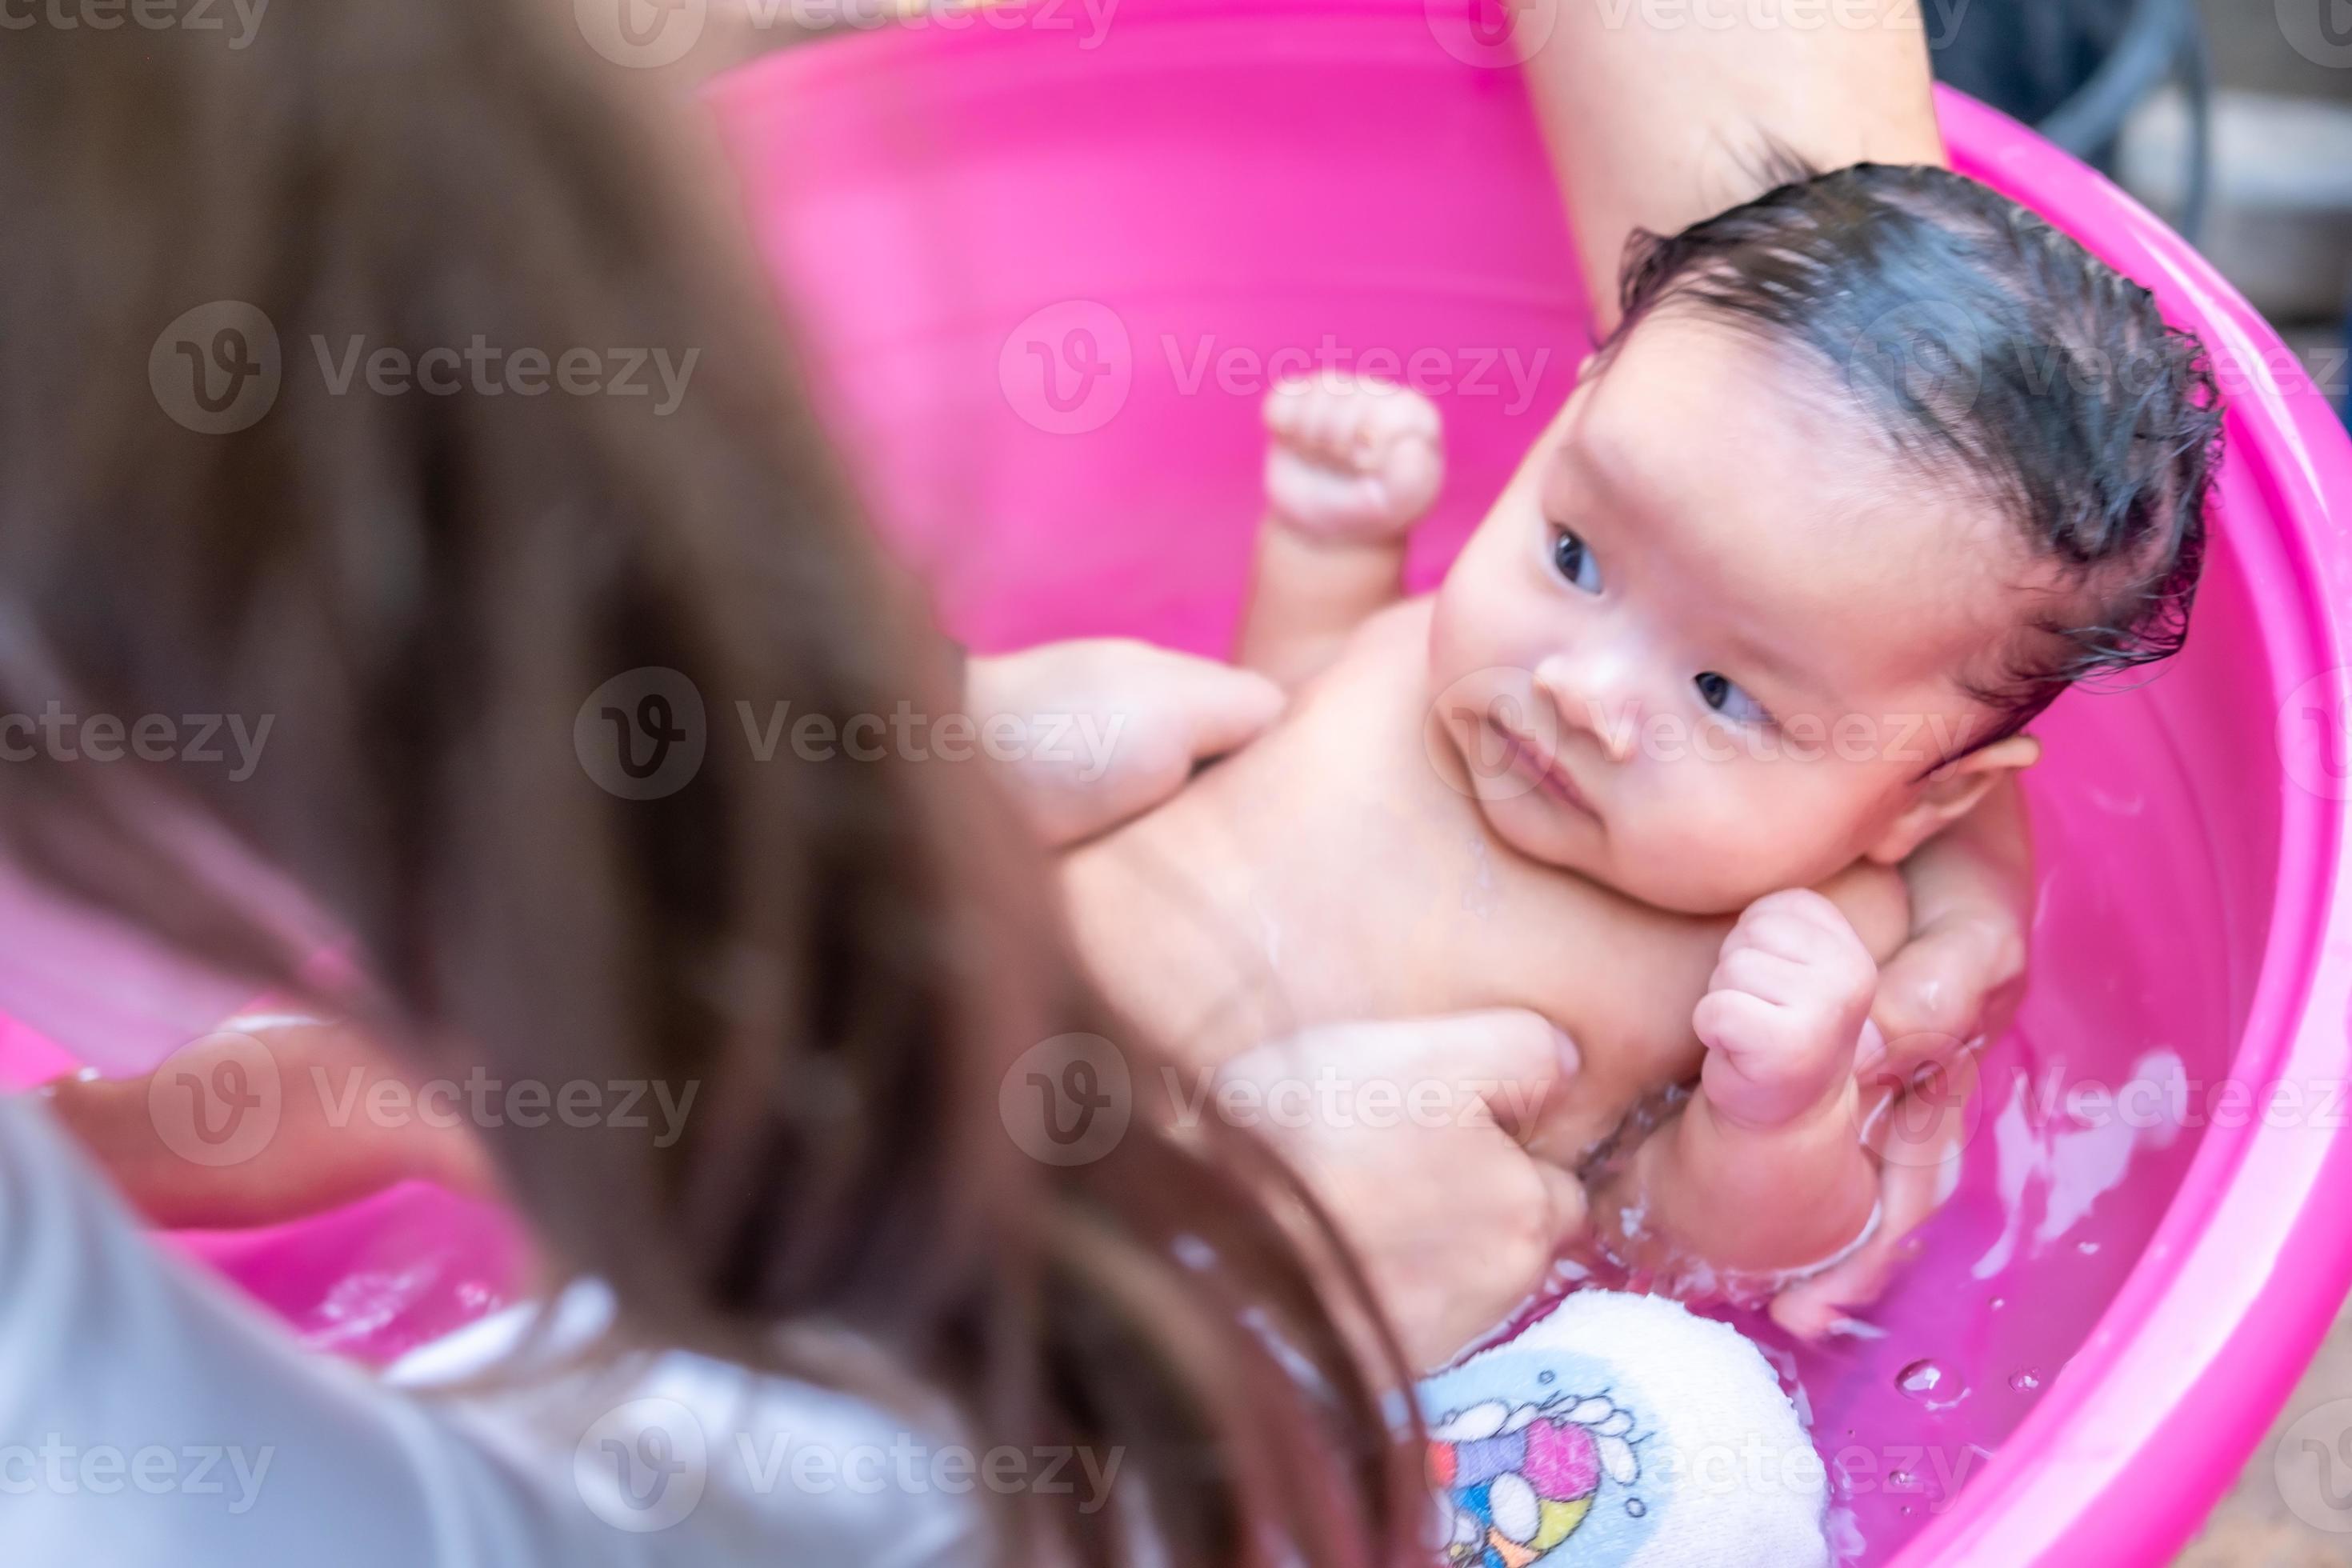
[
  {"xmin": 1262, "ymin": 373, "xmax": 1442, "ymax": 544},
  {"xmin": 1692, "ymin": 890, "xmax": 1878, "ymax": 1130}
]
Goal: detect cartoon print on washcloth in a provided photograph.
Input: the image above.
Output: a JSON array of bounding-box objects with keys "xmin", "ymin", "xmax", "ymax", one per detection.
[{"xmin": 1421, "ymin": 1346, "xmax": 1661, "ymax": 1567}]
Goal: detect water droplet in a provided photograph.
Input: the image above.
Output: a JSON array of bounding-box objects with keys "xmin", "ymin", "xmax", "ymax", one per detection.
[
  {"xmin": 1537, "ymin": 1370, "xmax": 1554, "ymax": 1385},
  {"xmin": 1626, "ymin": 1498, "xmax": 1646, "ymax": 1518},
  {"xmin": 1888, "ymin": 1470, "xmax": 1917, "ymax": 1491},
  {"xmin": 1989, "ymin": 1297, "xmax": 2006, "ymax": 1311},
  {"xmin": 2010, "ymin": 1370, "xmax": 2042, "ymax": 1393},
  {"xmin": 1897, "ymin": 1359, "xmax": 1945, "ymax": 1399},
  {"xmin": 2077, "ymin": 1239, "xmax": 2100, "ymax": 1256}
]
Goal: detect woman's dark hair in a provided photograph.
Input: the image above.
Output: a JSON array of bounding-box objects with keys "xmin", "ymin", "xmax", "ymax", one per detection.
[
  {"xmin": 0, "ymin": 7, "xmax": 1418, "ymax": 1564},
  {"xmin": 1610, "ymin": 161, "xmax": 2222, "ymax": 743}
]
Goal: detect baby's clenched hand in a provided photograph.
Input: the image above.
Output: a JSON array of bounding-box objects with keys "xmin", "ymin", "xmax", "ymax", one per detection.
[
  {"xmin": 1262, "ymin": 373, "xmax": 1442, "ymax": 544},
  {"xmin": 1692, "ymin": 890, "xmax": 1877, "ymax": 1131}
]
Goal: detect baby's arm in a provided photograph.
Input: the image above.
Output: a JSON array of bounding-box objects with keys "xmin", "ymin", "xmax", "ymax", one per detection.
[
  {"xmin": 1234, "ymin": 374, "xmax": 1442, "ymax": 687},
  {"xmin": 1590, "ymin": 890, "xmax": 1882, "ymax": 1285},
  {"xmin": 43, "ymin": 1016, "xmax": 491, "ymax": 1230},
  {"xmin": 1876, "ymin": 773, "xmax": 2033, "ymax": 1059}
]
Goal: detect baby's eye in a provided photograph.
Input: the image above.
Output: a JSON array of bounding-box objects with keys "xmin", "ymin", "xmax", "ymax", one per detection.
[
  {"xmin": 1694, "ymin": 672, "xmax": 1772, "ymax": 726},
  {"xmin": 1550, "ymin": 526, "xmax": 1602, "ymax": 594}
]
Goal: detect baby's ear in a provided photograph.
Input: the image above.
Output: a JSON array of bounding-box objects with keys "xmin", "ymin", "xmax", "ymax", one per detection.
[{"xmin": 1863, "ymin": 734, "xmax": 2040, "ymax": 866}]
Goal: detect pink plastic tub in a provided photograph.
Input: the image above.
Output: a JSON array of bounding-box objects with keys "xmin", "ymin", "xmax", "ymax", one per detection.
[
  {"xmin": 704, "ymin": 6, "xmax": 2352, "ymax": 1562},
  {"xmin": 0, "ymin": 2, "xmax": 2342, "ymax": 1558}
]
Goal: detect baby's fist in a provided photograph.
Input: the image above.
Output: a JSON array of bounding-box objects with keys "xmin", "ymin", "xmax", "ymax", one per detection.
[
  {"xmin": 1262, "ymin": 373, "xmax": 1443, "ymax": 544},
  {"xmin": 1693, "ymin": 890, "xmax": 1878, "ymax": 1130}
]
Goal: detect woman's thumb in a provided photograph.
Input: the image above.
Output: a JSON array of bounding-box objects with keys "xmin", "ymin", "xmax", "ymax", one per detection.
[
  {"xmin": 1323, "ymin": 1009, "xmax": 1580, "ymax": 1140},
  {"xmin": 1166, "ymin": 657, "xmax": 1286, "ymax": 760}
]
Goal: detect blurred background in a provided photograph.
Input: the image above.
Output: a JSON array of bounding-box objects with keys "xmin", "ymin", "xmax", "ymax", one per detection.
[{"xmin": 1929, "ymin": 0, "xmax": 2351, "ymax": 442}]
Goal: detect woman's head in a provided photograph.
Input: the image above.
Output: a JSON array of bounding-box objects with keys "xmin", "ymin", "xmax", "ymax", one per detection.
[
  {"xmin": 0, "ymin": 7, "xmax": 1417, "ymax": 1561},
  {"xmin": 1429, "ymin": 162, "xmax": 2221, "ymax": 914}
]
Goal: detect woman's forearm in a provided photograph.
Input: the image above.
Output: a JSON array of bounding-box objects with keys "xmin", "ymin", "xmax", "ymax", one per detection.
[{"xmin": 1522, "ymin": 2, "xmax": 1950, "ymax": 331}]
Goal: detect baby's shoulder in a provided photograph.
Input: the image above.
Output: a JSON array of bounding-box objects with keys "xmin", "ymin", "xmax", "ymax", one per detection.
[
  {"xmin": 1290, "ymin": 596, "xmax": 1434, "ymax": 706},
  {"xmin": 1348, "ymin": 594, "xmax": 1436, "ymax": 655}
]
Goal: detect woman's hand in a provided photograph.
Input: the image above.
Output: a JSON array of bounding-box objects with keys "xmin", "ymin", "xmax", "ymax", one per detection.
[
  {"xmin": 966, "ymin": 638, "xmax": 1286, "ymax": 849},
  {"xmin": 1220, "ymin": 1010, "xmax": 1586, "ymax": 1371}
]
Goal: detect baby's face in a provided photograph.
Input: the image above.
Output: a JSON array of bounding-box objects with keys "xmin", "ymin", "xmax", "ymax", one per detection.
[{"xmin": 1429, "ymin": 312, "xmax": 2038, "ymax": 916}]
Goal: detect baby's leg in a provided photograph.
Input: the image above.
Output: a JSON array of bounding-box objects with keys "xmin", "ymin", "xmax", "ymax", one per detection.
[
  {"xmin": 1591, "ymin": 890, "xmax": 1879, "ymax": 1288},
  {"xmin": 1236, "ymin": 374, "xmax": 1442, "ymax": 687}
]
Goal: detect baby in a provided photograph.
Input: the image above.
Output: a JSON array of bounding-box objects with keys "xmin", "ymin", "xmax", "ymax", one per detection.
[
  {"xmin": 48, "ymin": 166, "xmax": 2218, "ymax": 1321},
  {"xmin": 1062, "ymin": 163, "xmax": 2220, "ymax": 1293}
]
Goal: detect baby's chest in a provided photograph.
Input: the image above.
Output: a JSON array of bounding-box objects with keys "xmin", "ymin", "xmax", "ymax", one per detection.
[
  {"xmin": 1307, "ymin": 818, "xmax": 1712, "ymax": 1133},
  {"xmin": 1409, "ymin": 855, "xmax": 1720, "ymax": 1144}
]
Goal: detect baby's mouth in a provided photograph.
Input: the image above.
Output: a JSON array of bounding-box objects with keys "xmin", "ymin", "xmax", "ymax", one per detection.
[{"xmin": 1483, "ymin": 716, "xmax": 1598, "ymax": 818}]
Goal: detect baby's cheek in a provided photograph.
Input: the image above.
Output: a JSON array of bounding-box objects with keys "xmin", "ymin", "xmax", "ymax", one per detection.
[{"xmin": 1648, "ymin": 760, "xmax": 1833, "ymax": 902}]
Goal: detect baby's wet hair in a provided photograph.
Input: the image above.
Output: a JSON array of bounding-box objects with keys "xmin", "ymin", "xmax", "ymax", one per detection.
[{"xmin": 1607, "ymin": 161, "xmax": 2223, "ymax": 746}]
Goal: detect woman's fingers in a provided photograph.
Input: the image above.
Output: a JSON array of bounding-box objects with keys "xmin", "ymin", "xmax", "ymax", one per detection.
[
  {"xmin": 1158, "ymin": 653, "xmax": 1286, "ymax": 762},
  {"xmin": 963, "ymin": 639, "xmax": 1288, "ymax": 847},
  {"xmin": 1246, "ymin": 1009, "xmax": 1579, "ymax": 1142},
  {"xmin": 1230, "ymin": 1010, "xmax": 1585, "ymax": 1369}
]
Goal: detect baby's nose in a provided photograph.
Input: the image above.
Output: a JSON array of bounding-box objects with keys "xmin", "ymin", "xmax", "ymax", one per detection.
[{"xmin": 1534, "ymin": 652, "xmax": 1642, "ymax": 763}]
